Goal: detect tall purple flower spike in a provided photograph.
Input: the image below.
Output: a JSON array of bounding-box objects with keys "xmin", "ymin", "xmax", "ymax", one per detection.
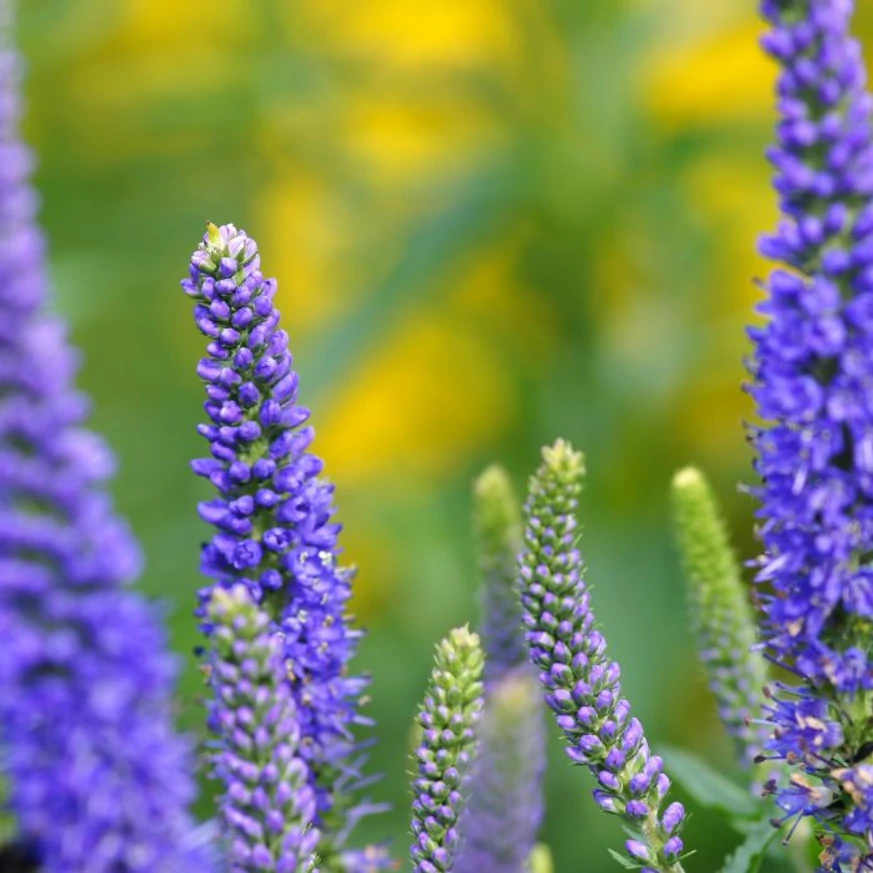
[
  {"xmin": 750, "ymin": 0, "xmax": 873, "ymax": 862},
  {"xmin": 0, "ymin": 8, "xmax": 206, "ymax": 871},
  {"xmin": 182, "ymin": 222, "xmax": 382, "ymax": 865},
  {"xmin": 519, "ymin": 441, "xmax": 687, "ymax": 873}
]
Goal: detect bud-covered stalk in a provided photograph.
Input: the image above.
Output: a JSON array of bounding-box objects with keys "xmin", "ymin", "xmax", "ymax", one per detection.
[
  {"xmin": 454, "ymin": 671, "xmax": 545, "ymax": 873},
  {"xmin": 520, "ymin": 441, "xmax": 687, "ymax": 873},
  {"xmin": 411, "ymin": 627, "xmax": 484, "ymax": 873},
  {"xmin": 182, "ymin": 222, "xmax": 378, "ymax": 860},
  {"xmin": 207, "ymin": 585, "xmax": 319, "ymax": 873},
  {"xmin": 671, "ymin": 468, "xmax": 769, "ymax": 767},
  {"xmin": 473, "ymin": 466, "xmax": 527, "ymax": 679},
  {"xmin": 455, "ymin": 466, "xmax": 545, "ymax": 873}
]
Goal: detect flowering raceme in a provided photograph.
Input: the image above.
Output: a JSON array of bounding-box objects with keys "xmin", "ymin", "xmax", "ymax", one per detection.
[
  {"xmin": 207, "ymin": 585, "xmax": 320, "ymax": 873},
  {"xmin": 182, "ymin": 222, "xmax": 377, "ymax": 864},
  {"xmin": 671, "ymin": 468, "xmax": 769, "ymax": 768},
  {"xmin": 750, "ymin": 0, "xmax": 873, "ymax": 859},
  {"xmin": 519, "ymin": 441, "xmax": 687, "ymax": 873},
  {"xmin": 411, "ymin": 626, "xmax": 484, "ymax": 873},
  {"xmin": 0, "ymin": 8, "xmax": 205, "ymax": 872},
  {"xmin": 455, "ymin": 466, "xmax": 545, "ymax": 873}
]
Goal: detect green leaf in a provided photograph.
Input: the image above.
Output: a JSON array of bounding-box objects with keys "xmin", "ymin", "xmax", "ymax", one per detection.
[
  {"xmin": 661, "ymin": 746, "xmax": 759, "ymax": 818},
  {"xmin": 606, "ymin": 849, "xmax": 641, "ymax": 870},
  {"xmin": 719, "ymin": 818, "xmax": 781, "ymax": 873}
]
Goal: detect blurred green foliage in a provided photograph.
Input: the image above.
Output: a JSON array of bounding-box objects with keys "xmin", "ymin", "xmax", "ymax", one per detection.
[{"xmin": 16, "ymin": 0, "xmax": 873, "ymax": 870}]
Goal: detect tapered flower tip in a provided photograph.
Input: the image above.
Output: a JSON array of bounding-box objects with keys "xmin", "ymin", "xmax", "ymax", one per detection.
[
  {"xmin": 474, "ymin": 464, "xmax": 514, "ymax": 506},
  {"xmin": 528, "ymin": 844, "xmax": 554, "ymax": 873},
  {"xmin": 473, "ymin": 463, "xmax": 522, "ymax": 549},
  {"xmin": 671, "ymin": 467, "xmax": 704, "ymax": 493},
  {"xmin": 192, "ymin": 221, "xmax": 258, "ymax": 277},
  {"xmin": 541, "ymin": 439, "xmax": 585, "ymax": 481},
  {"xmin": 439, "ymin": 625, "xmax": 482, "ymax": 664}
]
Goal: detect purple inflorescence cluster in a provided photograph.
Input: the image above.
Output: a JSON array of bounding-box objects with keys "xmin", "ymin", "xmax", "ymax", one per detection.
[
  {"xmin": 519, "ymin": 442, "xmax": 686, "ymax": 873},
  {"xmin": 750, "ymin": 0, "xmax": 873, "ymax": 858},
  {"xmin": 207, "ymin": 585, "xmax": 320, "ymax": 873},
  {"xmin": 182, "ymin": 223, "xmax": 372, "ymax": 840},
  {"xmin": 0, "ymin": 14, "xmax": 205, "ymax": 873}
]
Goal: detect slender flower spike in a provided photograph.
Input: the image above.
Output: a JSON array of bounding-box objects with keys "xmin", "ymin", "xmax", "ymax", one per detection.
[
  {"xmin": 671, "ymin": 468, "xmax": 769, "ymax": 767},
  {"xmin": 411, "ymin": 627, "xmax": 484, "ymax": 873},
  {"xmin": 473, "ymin": 465, "xmax": 528, "ymax": 680},
  {"xmin": 520, "ymin": 441, "xmax": 686, "ymax": 873},
  {"xmin": 207, "ymin": 585, "xmax": 319, "ymax": 873},
  {"xmin": 750, "ymin": 0, "xmax": 873, "ymax": 859},
  {"xmin": 182, "ymin": 222, "xmax": 375, "ymax": 855},
  {"xmin": 455, "ymin": 466, "xmax": 545, "ymax": 873},
  {"xmin": 454, "ymin": 671, "xmax": 545, "ymax": 873},
  {"xmin": 0, "ymin": 8, "xmax": 205, "ymax": 872}
]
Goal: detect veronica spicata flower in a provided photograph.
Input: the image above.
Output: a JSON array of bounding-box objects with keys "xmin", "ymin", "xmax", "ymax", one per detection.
[
  {"xmin": 207, "ymin": 585, "xmax": 320, "ymax": 873},
  {"xmin": 182, "ymin": 222, "xmax": 380, "ymax": 864},
  {"xmin": 455, "ymin": 466, "xmax": 545, "ymax": 873},
  {"xmin": 0, "ymin": 9, "xmax": 205, "ymax": 871},
  {"xmin": 671, "ymin": 467, "xmax": 769, "ymax": 767},
  {"xmin": 520, "ymin": 441, "xmax": 687, "ymax": 873},
  {"xmin": 750, "ymin": 0, "xmax": 873, "ymax": 859},
  {"xmin": 410, "ymin": 627, "xmax": 484, "ymax": 873}
]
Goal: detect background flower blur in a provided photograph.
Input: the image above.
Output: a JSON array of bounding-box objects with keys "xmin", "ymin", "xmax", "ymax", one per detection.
[{"xmin": 17, "ymin": 1, "xmax": 873, "ymax": 870}]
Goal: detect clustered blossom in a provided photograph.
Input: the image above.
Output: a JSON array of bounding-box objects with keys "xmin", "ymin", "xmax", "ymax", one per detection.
[
  {"xmin": 750, "ymin": 0, "xmax": 873, "ymax": 859},
  {"xmin": 520, "ymin": 441, "xmax": 686, "ymax": 873},
  {"xmin": 207, "ymin": 585, "xmax": 320, "ymax": 873},
  {"xmin": 182, "ymin": 223, "xmax": 374, "ymax": 854},
  {"xmin": 411, "ymin": 627, "xmax": 484, "ymax": 873},
  {"xmin": 671, "ymin": 468, "xmax": 770, "ymax": 767},
  {"xmin": 0, "ymin": 11, "xmax": 205, "ymax": 871},
  {"xmin": 455, "ymin": 466, "xmax": 545, "ymax": 873}
]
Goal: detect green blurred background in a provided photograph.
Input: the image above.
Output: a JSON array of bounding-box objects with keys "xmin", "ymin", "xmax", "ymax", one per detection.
[{"xmin": 15, "ymin": 0, "xmax": 873, "ymax": 869}]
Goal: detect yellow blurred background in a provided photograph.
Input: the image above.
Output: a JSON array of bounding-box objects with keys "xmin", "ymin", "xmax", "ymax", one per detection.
[{"xmin": 16, "ymin": 0, "xmax": 873, "ymax": 869}]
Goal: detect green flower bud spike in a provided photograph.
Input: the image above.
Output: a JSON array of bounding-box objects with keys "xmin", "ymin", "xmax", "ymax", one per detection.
[
  {"xmin": 410, "ymin": 627, "xmax": 485, "ymax": 873},
  {"xmin": 671, "ymin": 467, "xmax": 769, "ymax": 767}
]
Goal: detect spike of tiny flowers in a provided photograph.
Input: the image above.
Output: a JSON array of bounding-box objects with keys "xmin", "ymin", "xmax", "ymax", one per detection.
[
  {"xmin": 207, "ymin": 585, "xmax": 319, "ymax": 873},
  {"xmin": 749, "ymin": 0, "xmax": 873, "ymax": 859},
  {"xmin": 454, "ymin": 466, "xmax": 545, "ymax": 873},
  {"xmin": 519, "ymin": 441, "xmax": 687, "ymax": 873},
  {"xmin": 0, "ymin": 9, "xmax": 206, "ymax": 871},
  {"xmin": 670, "ymin": 467, "xmax": 769, "ymax": 767},
  {"xmin": 454, "ymin": 669, "xmax": 545, "ymax": 873},
  {"xmin": 182, "ymin": 222, "xmax": 377, "ymax": 857},
  {"xmin": 411, "ymin": 626, "xmax": 484, "ymax": 873},
  {"xmin": 472, "ymin": 465, "xmax": 528, "ymax": 679}
]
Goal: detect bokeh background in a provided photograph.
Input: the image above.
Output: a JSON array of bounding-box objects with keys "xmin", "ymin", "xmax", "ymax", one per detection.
[{"xmin": 15, "ymin": 0, "xmax": 873, "ymax": 870}]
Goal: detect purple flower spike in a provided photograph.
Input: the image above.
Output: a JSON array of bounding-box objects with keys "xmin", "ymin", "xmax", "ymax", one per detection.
[
  {"xmin": 0, "ymin": 10, "xmax": 206, "ymax": 872},
  {"xmin": 455, "ymin": 466, "xmax": 546, "ymax": 873},
  {"xmin": 750, "ymin": 0, "xmax": 873, "ymax": 858},
  {"xmin": 411, "ymin": 627, "xmax": 484, "ymax": 873},
  {"xmin": 183, "ymin": 223, "xmax": 379, "ymax": 856},
  {"xmin": 207, "ymin": 585, "xmax": 319, "ymax": 873},
  {"xmin": 519, "ymin": 442, "xmax": 686, "ymax": 873}
]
